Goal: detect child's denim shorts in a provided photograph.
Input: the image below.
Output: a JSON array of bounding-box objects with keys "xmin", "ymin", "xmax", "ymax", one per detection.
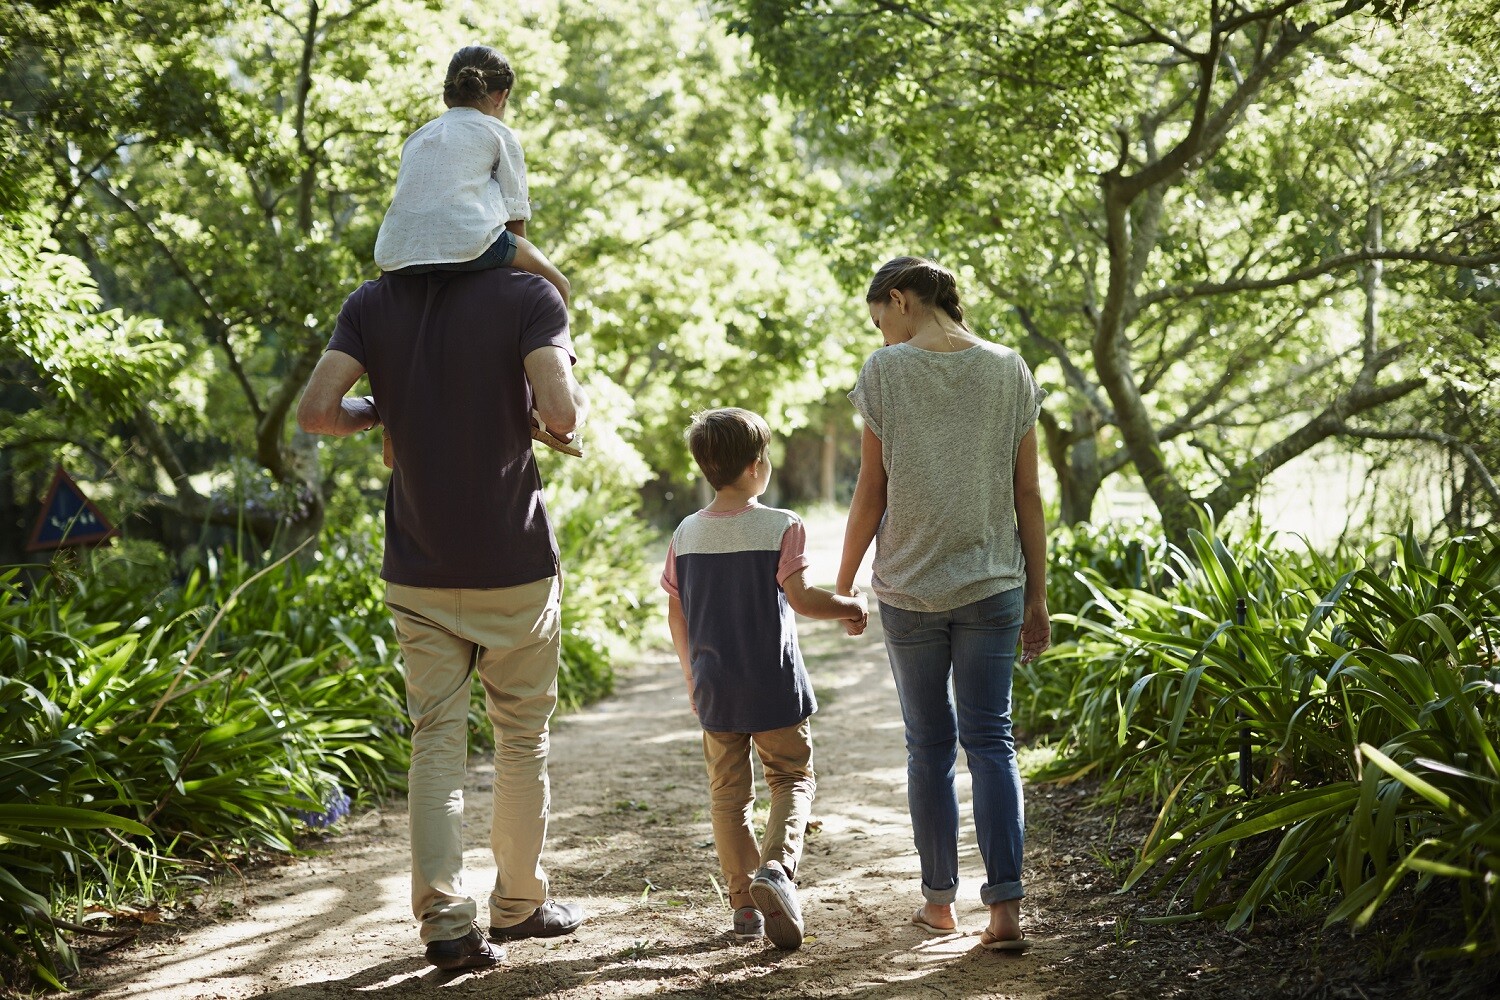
[{"xmin": 389, "ymin": 230, "xmax": 518, "ymax": 275}]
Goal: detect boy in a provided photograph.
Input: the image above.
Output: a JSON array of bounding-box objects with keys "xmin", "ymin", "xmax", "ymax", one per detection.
[{"xmin": 660, "ymin": 408, "xmax": 868, "ymax": 950}]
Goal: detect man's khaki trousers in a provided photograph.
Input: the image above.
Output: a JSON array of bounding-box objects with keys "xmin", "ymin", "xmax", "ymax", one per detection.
[{"xmin": 386, "ymin": 576, "xmax": 561, "ymax": 944}]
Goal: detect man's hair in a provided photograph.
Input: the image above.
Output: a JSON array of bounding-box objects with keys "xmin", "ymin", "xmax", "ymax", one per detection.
[{"xmin": 687, "ymin": 408, "xmax": 771, "ymax": 490}]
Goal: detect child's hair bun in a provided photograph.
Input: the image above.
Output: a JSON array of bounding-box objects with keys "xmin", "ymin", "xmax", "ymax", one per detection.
[
  {"xmin": 448, "ymin": 65, "xmax": 488, "ymax": 103},
  {"xmin": 443, "ymin": 45, "xmax": 515, "ymax": 106}
]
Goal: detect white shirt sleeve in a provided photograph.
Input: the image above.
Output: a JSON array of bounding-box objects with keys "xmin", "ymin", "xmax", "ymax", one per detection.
[{"xmin": 493, "ymin": 122, "xmax": 532, "ymax": 223}]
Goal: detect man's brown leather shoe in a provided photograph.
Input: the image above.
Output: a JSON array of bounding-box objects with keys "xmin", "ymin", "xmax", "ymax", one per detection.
[
  {"xmin": 425, "ymin": 926, "xmax": 504, "ymax": 970},
  {"xmin": 489, "ymin": 899, "xmax": 584, "ymax": 940}
]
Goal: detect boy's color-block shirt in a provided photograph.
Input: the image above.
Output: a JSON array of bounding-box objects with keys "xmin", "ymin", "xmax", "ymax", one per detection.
[{"xmin": 661, "ymin": 502, "xmax": 816, "ymax": 734}]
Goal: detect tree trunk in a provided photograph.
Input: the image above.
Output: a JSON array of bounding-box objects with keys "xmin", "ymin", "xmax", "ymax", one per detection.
[
  {"xmin": 821, "ymin": 413, "xmax": 837, "ymax": 505},
  {"xmin": 1095, "ymin": 175, "xmax": 1197, "ymax": 546}
]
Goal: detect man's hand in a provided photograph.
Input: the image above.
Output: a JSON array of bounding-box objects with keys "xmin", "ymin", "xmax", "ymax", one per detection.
[{"xmin": 531, "ymin": 410, "xmax": 583, "ymax": 458}]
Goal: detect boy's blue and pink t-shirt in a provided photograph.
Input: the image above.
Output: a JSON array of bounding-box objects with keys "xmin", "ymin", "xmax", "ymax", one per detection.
[{"xmin": 661, "ymin": 502, "xmax": 816, "ymax": 734}]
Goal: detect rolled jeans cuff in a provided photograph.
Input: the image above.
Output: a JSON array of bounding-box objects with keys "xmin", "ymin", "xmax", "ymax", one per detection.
[
  {"xmin": 921, "ymin": 880, "xmax": 959, "ymax": 905},
  {"xmin": 980, "ymin": 880, "xmax": 1025, "ymax": 905}
]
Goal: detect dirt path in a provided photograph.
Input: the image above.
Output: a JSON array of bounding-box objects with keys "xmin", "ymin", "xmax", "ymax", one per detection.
[
  {"xmin": 74, "ymin": 515, "xmax": 1102, "ymax": 1000},
  {"xmin": 77, "ymin": 620, "xmax": 1088, "ymax": 1000}
]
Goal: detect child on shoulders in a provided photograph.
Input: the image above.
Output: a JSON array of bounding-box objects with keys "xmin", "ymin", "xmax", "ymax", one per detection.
[
  {"xmin": 661, "ymin": 408, "xmax": 868, "ymax": 950},
  {"xmin": 374, "ymin": 44, "xmax": 570, "ymax": 306}
]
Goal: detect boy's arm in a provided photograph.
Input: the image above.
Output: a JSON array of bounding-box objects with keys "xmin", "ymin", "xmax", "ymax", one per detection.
[
  {"xmin": 783, "ymin": 570, "xmax": 869, "ymax": 625},
  {"xmin": 667, "ymin": 595, "xmax": 696, "ymax": 715}
]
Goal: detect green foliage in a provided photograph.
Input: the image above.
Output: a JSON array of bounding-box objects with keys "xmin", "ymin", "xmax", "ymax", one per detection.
[
  {"xmin": 1025, "ymin": 519, "xmax": 1500, "ymax": 953},
  {"xmin": 724, "ymin": 0, "xmax": 1500, "ymax": 532},
  {"xmin": 2, "ymin": 0, "xmax": 866, "ymax": 545},
  {"xmin": 540, "ymin": 374, "xmax": 657, "ymax": 710},
  {"xmin": 0, "ymin": 539, "xmax": 408, "ymax": 985},
  {"xmin": 0, "ymin": 222, "xmax": 183, "ymax": 472}
]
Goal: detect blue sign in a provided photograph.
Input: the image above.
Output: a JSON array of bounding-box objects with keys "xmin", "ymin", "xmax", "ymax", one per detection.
[{"xmin": 26, "ymin": 467, "xmax": 119, "ymax": 552}]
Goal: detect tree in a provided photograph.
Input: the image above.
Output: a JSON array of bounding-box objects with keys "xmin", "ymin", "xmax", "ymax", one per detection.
[
  {"xmin": 2, "ymin": 0, "xmax": 865, "ymax": 552},
  {"xmin": 724, "ymin": 0, "xmax": 1500, "ymax": 540}
]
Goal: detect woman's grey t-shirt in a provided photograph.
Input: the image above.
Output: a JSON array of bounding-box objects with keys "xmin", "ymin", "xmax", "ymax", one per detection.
[{"xmin": 849, "ymin": 341, "xmax": 1044, "ymax": 613}]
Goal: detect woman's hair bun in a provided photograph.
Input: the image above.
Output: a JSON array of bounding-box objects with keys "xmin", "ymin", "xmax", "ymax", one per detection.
[{"xmin": 866, "ymin": 255, "xmax": 966, "ymax": 325}]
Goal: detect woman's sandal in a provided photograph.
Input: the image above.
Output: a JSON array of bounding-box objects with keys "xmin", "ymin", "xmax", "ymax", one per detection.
[{"xmin": 978, "ymin": 928, "xmax": 1031, "ymax": 952}]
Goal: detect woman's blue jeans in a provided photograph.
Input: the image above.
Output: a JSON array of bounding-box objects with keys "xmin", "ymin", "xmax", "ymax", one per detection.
[{"xmin": 879, "ymin": 586, "xmax": 1025, "ymax": 906}]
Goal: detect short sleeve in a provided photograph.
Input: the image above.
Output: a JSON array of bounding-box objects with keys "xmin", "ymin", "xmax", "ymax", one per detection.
[
  {"xmin": 519, "ymin": 283, "xmax": 575, "ymax": 364},
  {"xmin": 1014, "ymin": 356, "xmax": 1046, "ymax": 435},
  {"xmin": 776, "ymin": 518, "xmax": 810, "ymax": 586},
  {"xmin": 848, "ymin": 353, "xmax": 883, "ymax": 438},
  {"xmin": 660, "ymin": 539, "xmax": 680, "ymax": 598},
  {"xmin": 325, "ymin": 285, "xmax": 368, "ymax": 366},
  {"xmin": 495, "ymin": 124, "xmax": 532, "ymax": 223}
]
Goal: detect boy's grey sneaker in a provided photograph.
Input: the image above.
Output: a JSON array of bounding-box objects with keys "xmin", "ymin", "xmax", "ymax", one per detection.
[
  {"xmin": 749, "ymin": 865, "xmax": 804, "ymax": 950},
  {"xmin": 733, "ymin": 906, "xmax": 765, "ymax": 940},
  {"xmin": 425, "ymin": 924, "xmax": 504, "ymax": 971}
]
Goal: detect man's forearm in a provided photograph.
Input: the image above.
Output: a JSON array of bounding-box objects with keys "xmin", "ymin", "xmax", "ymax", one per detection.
[{"xmin": 327, "ymin": 396, "xmax": 380, "ymax": 437}]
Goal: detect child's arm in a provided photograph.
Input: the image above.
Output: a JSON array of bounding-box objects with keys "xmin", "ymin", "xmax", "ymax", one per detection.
[
  {"xmin": 667, "ymin": 595, "xmax": 696, "ymax": 715},
  {"xmin": 783, "ymin": 570, "xmax": 869, "ymax": 626},
  {"xmin": 510, "ymin": 234, "xmax": 571, "ymax": 307}
]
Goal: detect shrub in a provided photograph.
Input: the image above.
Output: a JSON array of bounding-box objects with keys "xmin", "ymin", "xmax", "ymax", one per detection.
[{"xmin": 1025, "ymin": 518, "xmax": 1500, "ymax": 954}]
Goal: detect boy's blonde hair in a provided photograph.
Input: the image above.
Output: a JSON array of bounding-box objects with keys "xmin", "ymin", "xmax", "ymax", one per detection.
[{"xmin": 687, "ymin": 408, "xmax": 771, "ymax": 490}]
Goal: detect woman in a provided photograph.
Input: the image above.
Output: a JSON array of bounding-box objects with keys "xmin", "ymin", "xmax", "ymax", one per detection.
[{"xmin": 835, "ymin": 255, "xmax": 1050, "ymax": 951}]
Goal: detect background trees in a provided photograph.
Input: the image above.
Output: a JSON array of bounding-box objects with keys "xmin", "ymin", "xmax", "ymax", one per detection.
[
  {"xmin": 2, "ymin": 0, "xmax": 865, "ymax": 561},
  {"xmin": 724, "ymin": 0, "xmax": 1499, "ymax": 540}
]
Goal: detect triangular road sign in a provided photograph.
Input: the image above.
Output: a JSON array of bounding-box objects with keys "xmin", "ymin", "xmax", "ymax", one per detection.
[{"xmin": 25, "ymin": 467, "xmax": 120, "ymax": 552}]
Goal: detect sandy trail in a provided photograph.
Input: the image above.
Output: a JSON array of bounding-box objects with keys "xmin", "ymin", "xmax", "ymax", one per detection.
[{"xmin": 78, "ymin": 517, "xmax": 1081, "ymax": 999}]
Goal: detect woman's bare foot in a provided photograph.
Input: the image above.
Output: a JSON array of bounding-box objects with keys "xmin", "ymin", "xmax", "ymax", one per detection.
[
  {"xmin": 984, "ymin": 898, "xmax": 1023, "ymax": 941},
  {"xmin": 913, "ymin": 901, "xmax": 957, "ymax": 932}
]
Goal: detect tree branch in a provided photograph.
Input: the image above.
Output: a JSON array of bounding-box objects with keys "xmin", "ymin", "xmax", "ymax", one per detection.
[
  {"xmin": 1012, "ymin": 305, "xmax": 1115, "ymax": 423},
  {"xmin": 88, "ymin": 176, "xmax": 266, "ymax": 423},
  {"xmin": 1108, "ymin": 2, "xmax": 1205, "ymax": 60},
  {"xmin": 1334, "ymin": 425, "xmax": 1500, "ymax": 509},
  {"xmin": 1138, "ymin": 247, "xmax": 1500, "ymax": 308},
  {"xmin": 1202, "ymin": 374, "xmax": 1427, "ymax": 517},
  {"xmin": 134, "ymin": 411, "xmax": 205, "ymax": 504},
  {"xmin": 256, "ymin": 351, "xmax": 320, "ymax": 481}
]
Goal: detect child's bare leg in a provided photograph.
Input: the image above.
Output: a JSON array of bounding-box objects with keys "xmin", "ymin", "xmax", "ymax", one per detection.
[{"xmin": 509, "ymin": 235, "xmax": 570, "ymax": 307}]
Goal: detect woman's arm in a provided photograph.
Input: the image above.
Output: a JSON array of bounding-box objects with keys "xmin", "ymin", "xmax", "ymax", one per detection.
[
  {"xmin": 836, "ymin": 425, "xmax": 887, "ymax": 633},
  {"xmin": 1014, "ymin": 427, "xmax": 1051, "ymax": 662}
]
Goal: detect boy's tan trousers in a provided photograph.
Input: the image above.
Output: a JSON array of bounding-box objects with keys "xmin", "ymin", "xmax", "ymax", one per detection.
[
  {"xmin": 386, "ymin": 577, "xmax": 561, "ymax": 945},
  {"xmin": 702, "ymin": 720, "xmax": 816, "ymax": 910}
]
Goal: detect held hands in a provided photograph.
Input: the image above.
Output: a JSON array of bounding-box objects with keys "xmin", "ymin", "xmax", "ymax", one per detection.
[
  {"xmin": 841, "ymin": 583, "xmax": 869, "ymax": 637},
  {"xmin": 1020, "ymin": 598, "xmax": 1051, "ymax": 663}
]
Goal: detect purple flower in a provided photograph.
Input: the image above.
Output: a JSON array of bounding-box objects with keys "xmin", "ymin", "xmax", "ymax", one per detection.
[{"xmin": 293, "ymin": 783, "xmax": 352, "ymax": 829}]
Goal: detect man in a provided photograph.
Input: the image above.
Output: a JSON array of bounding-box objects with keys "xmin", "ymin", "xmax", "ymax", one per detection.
[{"xmin": 297, "ymin": 265, "xmax": 587, "ymax": 971}]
